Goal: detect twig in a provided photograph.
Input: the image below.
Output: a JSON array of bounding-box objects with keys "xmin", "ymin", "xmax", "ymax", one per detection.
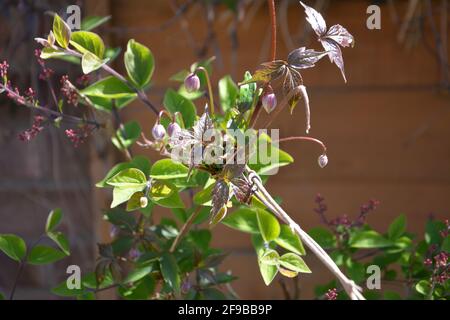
[
  {"xmin": 169, "ymin": 207, "xmax": 202, "ymax": 253},
  {"xmin": 0, "ymin": 83, "xmax": 102, "ymax": 127},
  {"xmin": 246, "ymin": 168, "xmax": 365, "ymax": 300},
  {"xmin": 61, "ymin": 47, "xmax": 159, "ymax": 115}
]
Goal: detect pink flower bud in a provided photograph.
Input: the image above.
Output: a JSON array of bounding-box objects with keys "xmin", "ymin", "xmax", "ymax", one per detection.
[
  {"xmin": 262, "ymin": 93, "xmax": 277, "ymax": 113},
  {"xmin": 184, "ymin": 73, "xmax": 200, "ymax": 93},
  {"xmin": 152, "ymin": 123, "xmax": 166, "ymax": 140},
  {"xmin": 168, "ymin": 122, "xmax": 181, "ymax": 137},
  {"xmin": 318, "ymin": 154, "xmax": 328, "ymax": 168}
]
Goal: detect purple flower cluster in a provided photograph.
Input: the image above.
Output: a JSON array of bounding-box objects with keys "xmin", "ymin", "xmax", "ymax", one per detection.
[{"xmin": 18, "ymin": 115, "xmax": 45, "ymax": 142}]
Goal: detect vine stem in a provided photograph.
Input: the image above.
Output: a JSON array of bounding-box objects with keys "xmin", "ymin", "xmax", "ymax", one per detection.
[
  {"xmin": 169, "ymin": 207, "xmax": 201, "ymax": 253},
  {"xmin": 62, "ymin": 48, "xmax": 159, "ymax": 115},
  {"xmin": 246, "ymin": 167, "xmax": 365, "ymax": 300},
  {"xmin": 196, "ymin": 66, "xmax": 215, "ymax": 117},
  {"xmin": 268, "ymin": 0, "xmax": 277, "ymax": 61}
]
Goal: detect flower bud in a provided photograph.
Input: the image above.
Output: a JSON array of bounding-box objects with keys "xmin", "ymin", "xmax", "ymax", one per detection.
[
  {"xmin": 184, "ymin": 73, "xmax": 200, "ymax": 93},
  {"xmin": 152, "ymin": 123, "xmax": 166, "ymax": 140},
  {"xmin": 139, "ymin": 196, "xmax": 148, "ymax": 208},
  {"xmin": 262, "ymin": 93, "xmax": 277, "ymax": 113},
  {"xmin": 318, "ymin": 154, "xmax": 328, "ymax": 168},
  {"xmin": 168, "ymin": 122, "xmax": 181, "ymax": 137}
]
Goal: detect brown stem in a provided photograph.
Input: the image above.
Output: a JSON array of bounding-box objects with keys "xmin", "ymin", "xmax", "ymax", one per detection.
[
  {"xmin": 169, "ymin": 207, "xmax": 201, "ymax": 253},
  {"xmin": 268, "ymin": 0, "xmax": 277, "ymax": 61},
  {"xmin": 63, "ymin": 48, "xmax": 159, "ymax": 115}
]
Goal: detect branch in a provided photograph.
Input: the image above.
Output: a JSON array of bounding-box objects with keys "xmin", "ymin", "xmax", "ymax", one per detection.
[
  {"xmin": 169, "ymin": 207, "xmax": 201, "ymax": 253},
  {"xmin": 0, "ymin": 83, "xmax": 102, "ymax": 127},
  {"xmin": 61, "ymin": 48, "xmax": 159, "ymax": 115},
  {"xmin": 246, "ymin": 167, "xmax": 365, "ymax": 300}
]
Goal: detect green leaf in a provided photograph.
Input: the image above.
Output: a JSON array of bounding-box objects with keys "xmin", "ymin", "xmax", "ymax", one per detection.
[
  {"xmin": 383, "ymin": 291, "xmax": 402, "ymax": 300},
  {"xmin": 119, "ymin": 275, "xmax": 155, "ymax": 300},
  {"xmin": 163, "ymin": 89, "xmax": 197, "ymax": 128},
  {"xmin": 126, "ymin": 192, "xmax": 146, "ymax": 212},
  {"xmin": 425, "ymin": 220, "xmax": 446, "ymax": 245},
  {"xmin": 124, "ymin": 266, "xmax": 152, "ymax": 284},
  {"xmin": 349, "ymin": 230, "xmax": 393, "ymax": 248},
  {"xmin": 40, "ymin": 48, "xmax": 68, "ymax": 59},
  {"xmin": 81, "ymin": 15, "xmax": 111, "ymax": 31},
  {"xmin": 308, "ymin": 227, "xmax": 336, "ymax": 249},
  {"xmin": 153, "ymin": 191, "xmax": 185, "ymax": 209},
  {"xmin": 53, "ymin": 14, "xmax": 71, "ymax": 48},
  {"xmin": 149, "ymin": 180, "xmax": 176, "ymax": 200},
  {"xmin": 27, "ymin": 245, "xmax": 66, "ymax": 265},
  {"xmin": 70, "ymin": 31, "xmax": 105, "ymax": 58},
  {"xmin": 150, "ymin": 159, "xmax": 189, "ymax": 179},
  {"xmin": 252, "ymin": 234, "xmax": 278, "ymax": 285},
  {"xmin": 111, "ymin": 186, "xmax": 144, "ymax": 208},
  {"xmin": 80, "ymin": 76, "xmax": 136, "ymax": 99},
  {"xmin": 0, "ymin": 234, "xmax": 26, "ymax": 262},
  {"xmin": 193, "ymin": 183, "xmax": 214, "ymax": 206},
  {"xmin": 189, "ymin": 230, "xmax": 212, "ymax": 252},
  {"xmin": 47, "ymin": 231, "xmax": 70, "ymax": 256},
  {"xmin": 218, "ymin": 75, "xmax": 238, "ymax": 113},
  {"xmin": 88, "ymin": 96, "xmax": 135, "ymax": 112},
  {"xmin": 279, "ymin": 253, "xmax": 311, "ymax": 273},
  {"xmin": 124, "ymin": 39, "xmax": 154, "ymax": 89},
  {"xmin": 111, "ymin": 121, "xmax": 141, "ymax": 150},
  {"xmin": 106, "ymin": 168, "xmax": 147, "ymax": 188},
  {"xmin": 388, "ymin": 214, "xmax": 406, "ymax": 240},
  {"xmin": 96, "ymin": 156, "xmax": 150, "ymax": 188},
  {"xmin": 160, "ymin": 252, "xmax": 180, "ymax": 294},
  {"xmin": 238, "ymin": 71, "xmax": 257, "ymax": 111},
  {"xmin": 81, "ymin": 52, "xmax": 108, "ymax": 74},
  {"xmin": 256, "ymin": 209, "xmax": 280, "ymax": 242},
  {"xmin": 104, "ymin": 208, "xmax": 136, "ymax": 229},
  {"xmin": 415, "ymin": 280, "xmax": 431, "ymax": 296},
  {"xmin": 46, "ymin": 208, "xmax": 63, "ymax": 233},
  {"xmin": 222, "ymin": 207, "xmax": 259, "ymax": 233},
  {"xmin": 260, "ymin": 249, "xmax": 280, "ymax": 266},
  {"xmin": 51, "ymin": 281, "xmax": 86, "ymax": 297},
  {"xmin": 248, "ymin": 133, "xmax": 294, "ymax": 175},
  {"xmin": 0, "ymin": 291, "xmax": 4, "ymax": 300},
  {"xmin": 274, "ymin": 224, "xmax": 306, "ymax": 255},
  {"xmin": 345, "ymin": 259, "xmax": 365, "ymax": 283},
  {"xmin": 442, "ymin": 235, "xmax": 450, "ymax": 253}
]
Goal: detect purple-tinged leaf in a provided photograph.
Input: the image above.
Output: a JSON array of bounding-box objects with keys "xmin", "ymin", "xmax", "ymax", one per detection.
[
  {"xmin": 287, "ymin": 47, "xmax": 328, "ymax": 70},
  {"xmin": 210, "ymin": 180, "xmax": 230, "ymax": 225},
  {"xmin": 231, "ymin": 177, "xmax": 252, "ymax": 204},
  {"xmin": 300, "ymin": 1, "xmax": 327, "ymax": 37},
  {"xmin": 325, "ymin": 24, "xmax": 354, "ymax": 48},
  {"xmin": 193, "ymin": 111, "xmax": 214, "ymax": 141},
  {"xmin": 300, "ymin": 1, "xmax": 354, "ymax": 83},
  {"xmin": 239, "ymin": 60, "xmax": 286, "ymax": 85},
  {"xmin": 320, "ymin": 39, "xmax": 347, "ymax": 82}
]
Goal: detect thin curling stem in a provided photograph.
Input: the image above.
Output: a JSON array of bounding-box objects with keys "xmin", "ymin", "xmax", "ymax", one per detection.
[
  {"xmin": 275, "ymin": 136, "xmax": 327, "ymax": 155},
  {"xmin": 196, "ymin": 66, "xmax": 215, "ymax": 117}
]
